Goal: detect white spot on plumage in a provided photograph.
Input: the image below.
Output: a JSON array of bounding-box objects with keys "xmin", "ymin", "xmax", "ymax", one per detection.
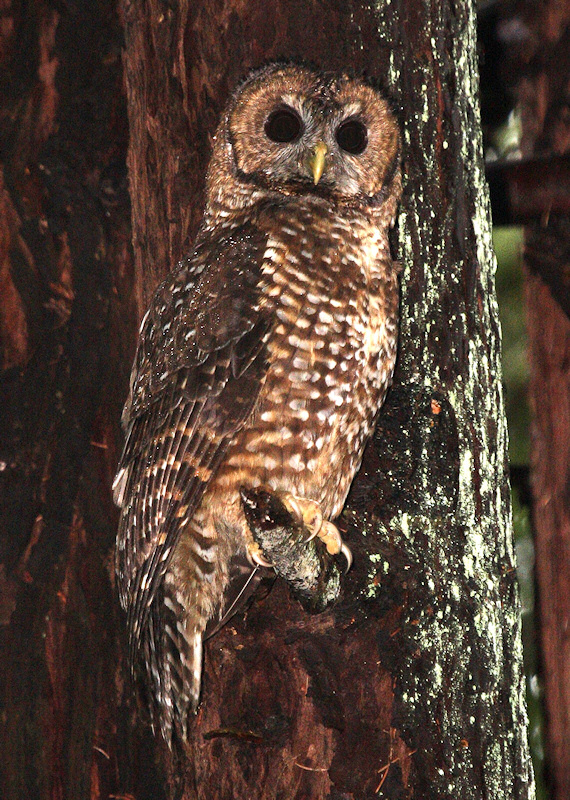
[
  {"xmin": 281, "ymin": 225, "xmax": 297, "ymax": 236},
  {"xmin": 293, "ymin": 355, "xmax": 311, "ymax": 370},
  {"xmin": 317, "ymin": 408, "xmax": 334, "ymax": 423},
  {"xmin": 282, "ymin": 293, "xmax": 300, "ymax": 308},
  {"xmin": 286, "ymin": 264, "xmax": 310, "ymax": 283},
  {"xmin": 290, "ymin": 370, "xmax": 313, "ymax": 383},
  {"xmin": 139, "ymin": 308, "xmax": 150, "ymax": 333},
  {"xmin": 289, "ymin": 398, "xmax": 305, "ymax": 411},
  {"xmin": 264, "ymin": 246, "xmax": 280, "ymax": 261},
  {"xmin": 289, "ymin": 453, "xmax": 305, "ymax": 472},
  {"xmin": 276, "ymin": 307, "xmax": 294, "ymax": 324}
]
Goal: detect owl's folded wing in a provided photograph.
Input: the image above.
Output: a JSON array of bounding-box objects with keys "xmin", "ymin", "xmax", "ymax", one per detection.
[{"xmin": 113, "ymin": 220, "xmax": 272, "ymax": 660}]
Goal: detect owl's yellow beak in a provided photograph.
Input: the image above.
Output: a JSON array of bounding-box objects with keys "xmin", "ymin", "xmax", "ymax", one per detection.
[{"xmin": 309, "ymin": 141, "xmax": 328, "ymax": 185}]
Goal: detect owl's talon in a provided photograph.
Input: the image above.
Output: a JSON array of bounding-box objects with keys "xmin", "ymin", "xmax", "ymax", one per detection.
[
  {"xmin": 246, "ymin": 542, "xmax": 273, "ymax": 569},
  {"xmin": 340, "ymin": 543, "xmax": 353, "ymax": 572},
  {"xmin": 279, "ymin": 492, "xmax": 302, "ymax": 521},
  {"xmin": 278, "ymin": 493, "xmax": 352, "ymax": 570},
  {"xmin": 319, "ymin": 519, "xmax": 343, "ymax": 554},
  {"xmin": 319, "ymin": 521, "xmax": 352, "ymax": 570},
  {"xmin": 279, "ymin": 492, "xmax": 323, "ymax": 538}
]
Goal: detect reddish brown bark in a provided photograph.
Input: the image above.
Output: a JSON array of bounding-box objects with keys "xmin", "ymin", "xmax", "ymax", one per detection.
[
  {"xmin": 525, "ymin": 236, "xmax": 570, "ymax": 800},
  {"xmin": 122, "ymin": 2, "xmax": 533, "ymax": 800},
  {"xmin": 514, "ymin": 3, "xmax": 570, "ymax": 798},
  {"xmin": 0, "ymin": 3, "xmax": 165, "ymax": 798},
  {"xmin": 0, "ymin": 1, "xmax": 534, "ymax": 799}
]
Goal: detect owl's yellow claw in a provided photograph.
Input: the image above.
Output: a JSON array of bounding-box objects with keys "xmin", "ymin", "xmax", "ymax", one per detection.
[
  {"xmin": 278, "ymin": 492, "xmax": 352, "ymax": 570},
  {"xmin": 318, "ymin": 520, "xmax": 352, "ymax": 571},
  {"xmin": 279, "ymin": 493, "xmax": 323, "ymax": 538},
  {"xmin": 319, "ymin": 520, "xmax": 342, "ymax": 554},
  {"xmin": 246, "ymin": 541, "xmax": 273, "ymax": 569}
]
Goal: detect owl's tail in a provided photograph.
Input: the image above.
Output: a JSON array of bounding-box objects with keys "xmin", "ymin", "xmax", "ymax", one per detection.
[
  {"xmin": 137, "ymin": 528, "xmax": 219, "ymax": 747},
  {"xmin": 139, "ymin": 575, "xmax": 207, "ymax": 747},
  {"xmin": 163, "ymin": 571, "xmax": 205, "ymax": 734}
]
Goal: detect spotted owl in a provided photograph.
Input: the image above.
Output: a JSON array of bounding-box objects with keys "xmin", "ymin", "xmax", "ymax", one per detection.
[{"xmin": 114, "ymin": 62, "xmax": 401, "ymax": 745}]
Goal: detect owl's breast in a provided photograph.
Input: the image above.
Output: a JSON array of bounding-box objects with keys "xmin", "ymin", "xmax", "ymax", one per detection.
[
  {"xmin": 217, "ymin": 210, "xmax": 399, "ymax": 518},
  {"xmin": 264, "ymin": 210, "xmax": 398, "ymax": 407}
]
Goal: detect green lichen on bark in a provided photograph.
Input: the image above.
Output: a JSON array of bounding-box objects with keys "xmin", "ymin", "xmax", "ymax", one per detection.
[{"xmin": 361, "ymin": 1, "xmax": 536, "ymax": 797}]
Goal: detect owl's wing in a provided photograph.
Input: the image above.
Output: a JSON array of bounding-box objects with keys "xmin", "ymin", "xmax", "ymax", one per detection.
[{"xmin": 114, "ymin": 221, "xmax": 272, "ymax": 657}]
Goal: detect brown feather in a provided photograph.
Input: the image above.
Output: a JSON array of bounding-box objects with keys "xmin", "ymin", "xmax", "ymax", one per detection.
[{"xmin": 115, "ymin": 63, "xmax": 401, "ymax": 747}]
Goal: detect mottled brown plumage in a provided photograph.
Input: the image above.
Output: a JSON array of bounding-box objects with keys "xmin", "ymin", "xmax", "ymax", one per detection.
[{"xmin": 114, "ymin": 63, "xmax": 401, "ymax": 745}]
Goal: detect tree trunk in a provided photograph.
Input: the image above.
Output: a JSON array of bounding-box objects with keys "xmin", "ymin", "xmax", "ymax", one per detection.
[
  {"xmin": 121, "ymin": 1, "xmax": 534, "ymax": 799},
  {"xmin": 0, "ymin": 1, "xmax": 535, "ymax": 799},
  {"xmin": 517, "ymin": 4, "xmax": 570, "ymax": 798},
  {"xmin": 525, "ymin": 234, "xmax": 570, "ymax": 800},
  {"xmin": 0, "ymin": 3, "xmax": 166, "ymax": 798}
]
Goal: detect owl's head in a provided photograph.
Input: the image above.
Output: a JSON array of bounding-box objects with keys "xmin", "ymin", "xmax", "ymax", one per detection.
[{"xmin": 206, "ymin": 63, "xmax": 401, "ymax": 212}]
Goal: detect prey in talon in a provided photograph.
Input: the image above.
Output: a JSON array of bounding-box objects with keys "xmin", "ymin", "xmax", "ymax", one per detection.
[{"xmin": 114, "ymin": 63, "xmax": 401, "ymax": 746}]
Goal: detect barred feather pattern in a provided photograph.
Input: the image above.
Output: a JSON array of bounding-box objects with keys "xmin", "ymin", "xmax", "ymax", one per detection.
[{"xmin": 114, "ymin": 63, "xmax": 401, "ymax": 747}]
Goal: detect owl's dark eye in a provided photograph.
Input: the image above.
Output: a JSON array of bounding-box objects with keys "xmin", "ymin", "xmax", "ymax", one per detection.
[
  {"xmin": 336, "ymin": 118, "xmax": 368, "ymax": 155},
  {"xmin": 264, "ymin": 107, "xmax": 303, "ymax": 143}
]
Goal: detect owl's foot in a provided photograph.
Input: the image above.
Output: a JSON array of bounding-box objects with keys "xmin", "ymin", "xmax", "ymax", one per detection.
[
  {"xmin": 278, "ymin": 494, "xmax": 323, "ymax": 539},
  {"xmin": 245, "ymin": 540, "xmax": 273, "ymax": 569},
  {"xmin": 278, "ymin": 493, "xmax": 352, "ymax": 570}
]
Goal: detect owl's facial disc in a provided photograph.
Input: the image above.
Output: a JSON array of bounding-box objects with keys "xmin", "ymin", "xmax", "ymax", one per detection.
[
  {"xmin": 255, "ymin": 98, "xmax": 371, "ymax": 192},
  {"xmin": 250, "ymin": 102, "xmax": 372, "ymax": 196},
  {"xmin": 221, "ymin": 65, "xmax": 401, "ymax": 205}
]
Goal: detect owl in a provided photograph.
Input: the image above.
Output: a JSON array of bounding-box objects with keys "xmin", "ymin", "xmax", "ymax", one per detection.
[{"xmin": 114, "ymin": 62, "xmax": 401, "ymax": 745}]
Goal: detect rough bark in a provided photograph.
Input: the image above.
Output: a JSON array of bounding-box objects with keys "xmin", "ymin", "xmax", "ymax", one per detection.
[
  {"xmin": 525, "ymin": 232, "xmax": 570, "ymax": 800},
  {"xmin": 120, "ymin": 1, "xmax": 534, "ymax": 799},
  {"xmin": 0, "ymin": 1, "xmax": 535, "ymax": 799},
  {"xmin": 0, "ymin": 3, "xmax": 166, "ymax": 798},
  {"xmin": 516, "ymin": 4, "xmax": 570, "ymax": 797}
]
